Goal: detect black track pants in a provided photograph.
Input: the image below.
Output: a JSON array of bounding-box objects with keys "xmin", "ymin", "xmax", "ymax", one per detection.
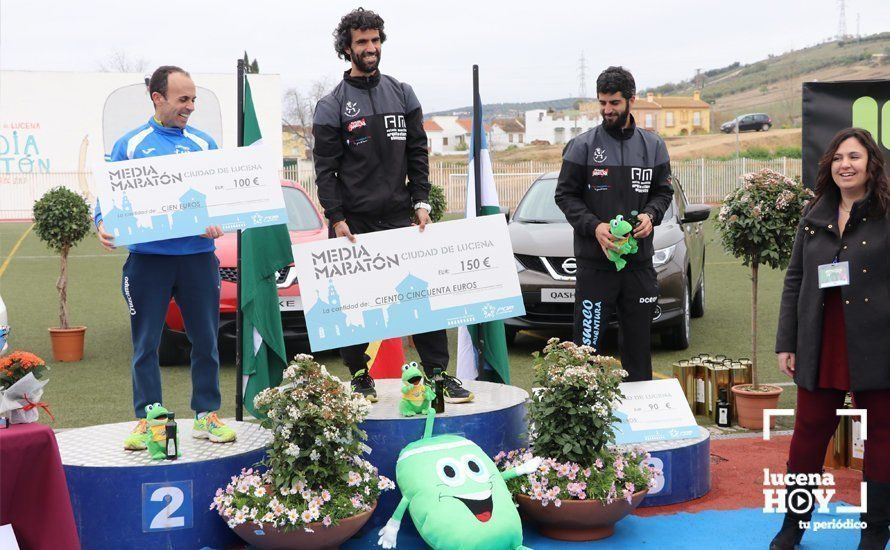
[
  {"xmin": 572, "ymin": 264, "xmax": 658, "ymax": 382},
  {"xmin": 329, "ymin": 215, "xmax": 449, "ymax": 377}
]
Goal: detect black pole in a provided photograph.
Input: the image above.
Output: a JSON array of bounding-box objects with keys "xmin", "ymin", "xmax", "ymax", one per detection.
[
  {"xmin": 471, "ymin": 64, "xmax": 491, "ymax": 380},
  {"xmin": 472, "ymin": 65, "xmax": 482, "ymax": 217},
  {"xmin": 235, "ymin": 59, "xmax": 245, "ymax": 421}
]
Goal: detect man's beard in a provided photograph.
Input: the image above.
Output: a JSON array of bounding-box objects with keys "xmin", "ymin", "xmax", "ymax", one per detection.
[
  {"xmin": 353, "ymin": 51, "xmax": 380, "ymax": 74},
  {"xmin": 601, "ymin": 108, "xmax": 629, "ymax": 130}
]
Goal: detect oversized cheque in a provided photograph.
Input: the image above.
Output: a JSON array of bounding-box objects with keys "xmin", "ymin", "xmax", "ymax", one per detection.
[
  {"xmin": 93, "ymin": 145, "xmax": 286, "ymax": 246},
  {"xmin": 293, "ymin": 216, "xmax": 526, "ymax": 351}
]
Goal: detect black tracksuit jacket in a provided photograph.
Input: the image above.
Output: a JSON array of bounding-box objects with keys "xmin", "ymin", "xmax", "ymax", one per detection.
[
  {"xmin": 555, "ymin": 116, "xmax": 674, "ymax": 270},
  {"xmin": 312, "ymin": 71, "xmax": 430, "ymax": 225}
]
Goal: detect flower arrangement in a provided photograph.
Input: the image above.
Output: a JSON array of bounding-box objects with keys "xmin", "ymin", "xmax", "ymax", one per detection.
[
  {"xmin": 0, "ymin": 351, "xmax": 48, "ymax": 389},
  {"xmin": 0, "ymin": 351, "xmax": 52, "ymax": 423},
  {"xmin": 716, "ymin": 169, "xmax": 813, "ymax": 389},
  {"xmin": 500, "ymin": 339, "xmax": 656, "ymax": 505},
  {"xmin": 211, "ymin": 354, "xmax": 394, "ymax": 533}
]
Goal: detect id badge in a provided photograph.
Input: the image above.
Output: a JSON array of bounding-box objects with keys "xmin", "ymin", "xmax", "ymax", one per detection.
[{"xmin": 818, "ymin": 261, "xmax": 850, "ymax": 288}]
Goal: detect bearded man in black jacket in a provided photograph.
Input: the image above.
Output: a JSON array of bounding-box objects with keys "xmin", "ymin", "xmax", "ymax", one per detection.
[
  {"xmin": 312, "ymin": 8, "xmax": 473, "ymax": 404},
  {"xmin": 555, "ymin": 66, "xmax": 674, "ymax": 381}
]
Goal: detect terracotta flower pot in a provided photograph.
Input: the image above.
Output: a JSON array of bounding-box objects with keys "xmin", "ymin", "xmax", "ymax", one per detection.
[
  {"xmin": 516, "ymin": 490, "xmax": 647, "ymax": 541},
  {"xmin": 228, "ymin": 503, "xmax": 376, "ymax": 550},
  {"xmin": 48, "ymin": 326, "xmax": 86, "ymax": 362},
  {"xmin": 731, "ymin": 384, "xmax": 783, "ymax": 430}
]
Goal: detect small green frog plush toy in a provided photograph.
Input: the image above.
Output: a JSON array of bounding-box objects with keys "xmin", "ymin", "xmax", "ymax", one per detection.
[
  {"xmin": 606, "ymin": 214, "xmax": 638, "ymax": 271},
  {"xmin": 144, "ymin": 403, "xmax": 179, "ymax": 460},
  {"xmin": 400, "ymin": 361, "xmax": 434, "ymax": 417}
]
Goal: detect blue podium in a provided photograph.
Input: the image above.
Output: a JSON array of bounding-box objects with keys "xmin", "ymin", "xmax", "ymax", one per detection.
[{"xmin": 57, "ymin": 420, "xmax": 270, "ymax": 550}]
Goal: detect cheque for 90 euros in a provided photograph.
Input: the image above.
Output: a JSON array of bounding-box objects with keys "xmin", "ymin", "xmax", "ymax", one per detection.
[
  {"xmin": 93, "ymin": 145, "xmax": 287, "ymax": 246},
  {"xmin": 292, "ymin": 215, "xmax": 526, "ymax": 351}
]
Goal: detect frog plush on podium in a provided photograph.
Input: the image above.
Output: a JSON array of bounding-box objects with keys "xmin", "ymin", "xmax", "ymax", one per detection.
[
  {"xmin": 144, "ymin": 403, "xmax": 179, "ymax": 460},
  {"xmin": 399, "ymin": 362, "xmax": 434, "ymax": 417},
  {"xmin": 606, "ymin": 214, "xmax": 638, "ymax": 271}
]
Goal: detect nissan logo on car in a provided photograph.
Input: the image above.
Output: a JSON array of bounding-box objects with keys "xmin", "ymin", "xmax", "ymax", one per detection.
[{"xmin": 561, "ymin": 258, "xmax": 577, "ymax": 275}]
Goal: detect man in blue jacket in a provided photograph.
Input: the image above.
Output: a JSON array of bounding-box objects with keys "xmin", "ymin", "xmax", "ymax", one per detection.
[{"xmin": 95, "ymin": 65, "xmax": 236, "ymax": 449}]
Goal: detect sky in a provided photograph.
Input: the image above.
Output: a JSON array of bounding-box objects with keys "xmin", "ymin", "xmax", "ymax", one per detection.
[{"xmin": 1, "ymin": 0, "xmax": 888, "ymax": 113}]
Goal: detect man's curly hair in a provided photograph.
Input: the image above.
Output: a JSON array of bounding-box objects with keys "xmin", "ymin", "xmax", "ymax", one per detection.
[
  {"xmin": 334, "ymin": 8, "xmax": 386, "ymax": 62},
  {"xmin": 596, "ymin": 66, "xmax": 636, "ymax": 100}
]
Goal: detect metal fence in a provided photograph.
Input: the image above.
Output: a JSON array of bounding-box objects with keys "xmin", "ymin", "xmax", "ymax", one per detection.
[{"xmin": 0, "ymin": 158, "xmax": 803, "ymax": 220}]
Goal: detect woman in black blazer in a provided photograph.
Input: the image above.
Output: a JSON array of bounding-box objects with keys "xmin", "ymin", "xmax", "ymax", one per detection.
[{"xmin": 772, "ymin": 127, "xmax": 890, "ymax": 550}]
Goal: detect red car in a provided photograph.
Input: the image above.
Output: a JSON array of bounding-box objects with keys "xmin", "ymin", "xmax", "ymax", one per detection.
[{"xmin": 158, "ymin": 180, "xmax": 327, "ymax": 365}]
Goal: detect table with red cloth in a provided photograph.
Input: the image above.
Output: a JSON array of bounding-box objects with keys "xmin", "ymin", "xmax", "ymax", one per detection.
[{"xmin": 0, "ymin": 422, "xmax": 80, "ymax": 550}]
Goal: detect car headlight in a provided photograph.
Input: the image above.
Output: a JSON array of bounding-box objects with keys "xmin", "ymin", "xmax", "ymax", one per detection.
[
  {"xmin": 515, "ymin": 257, "xmax": 526, "ymax": 272},
  {"xmin": 652, "ymin": 244, "xmax": 677, "ymax": 267}
]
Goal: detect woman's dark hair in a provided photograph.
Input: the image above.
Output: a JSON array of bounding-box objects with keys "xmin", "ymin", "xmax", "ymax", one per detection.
[
  {"xmin": 596, "ymin": 66, "xmax": 636, "ymax": 99},
  {"xmin": 334, "ymin": 8, "xmax": 386, "ymax": 62},
  {"xmin": 813, "ymin": 127, "xmax": 890, "ymax": 216},
  {"xmin": 148, "ymin": 66, "xmax": 190, "ymax": 99}
]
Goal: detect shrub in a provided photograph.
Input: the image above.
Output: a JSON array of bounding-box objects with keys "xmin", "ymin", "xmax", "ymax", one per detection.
[
  {"xmin": 774, "ymin": 146, "xmax": 802, "ymax": 159},
  {"xmin": 211, "ymin": 355, "xmax": 394, "ymax": 531},
  {"xmin": 497, "ymin": 339, "xmax": 655, "ymax": 504},
  {"xmin": 32, "ymin": 187, "xmax": 92, "ymax": 329},
  {"xmin": 428, "ymin": 184, "xmax": 447, "ymax": 222}
]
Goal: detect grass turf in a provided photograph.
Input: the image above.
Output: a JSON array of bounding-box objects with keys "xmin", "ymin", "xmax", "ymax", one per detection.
[{"xmin": 0, "ymin": 216, "xmax": 797, "ymax": 428}]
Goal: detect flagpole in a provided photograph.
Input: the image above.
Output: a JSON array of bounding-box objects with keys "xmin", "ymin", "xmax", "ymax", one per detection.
[
  {"xmin": 235, "ymin": 58, "xmax": 245, "ymax": 421},
  {"xmin": 470, "ymin": 64, "xmax": 490, "ymax": 380},
  {"xmin": 472, "ymin": 65, "xmax": 482, "ymax": 217}
]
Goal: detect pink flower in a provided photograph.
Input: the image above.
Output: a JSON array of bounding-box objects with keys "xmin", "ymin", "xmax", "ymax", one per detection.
[
  {"xmin": 322, "ymin": 515, "xmax": 332, "ymax": 527},
  {"xmin": 594, "ymin": 458, "xmax": 604, "ymax": 469}
]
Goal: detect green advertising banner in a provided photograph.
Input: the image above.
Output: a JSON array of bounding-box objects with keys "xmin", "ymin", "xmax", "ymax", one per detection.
[{"xmin": 802, "ymin": 80, "xmax": 890, "ymax": 188}]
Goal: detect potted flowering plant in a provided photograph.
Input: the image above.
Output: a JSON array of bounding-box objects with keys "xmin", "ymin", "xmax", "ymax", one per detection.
[
  {"xmin": 211, "ymin": 354, "xmax": 394, "ymax": 549},
  {"xmin": 495, "ymin": 339, "xmax": 656, "ymax": 541},
  {"xmin": 715, "ymin": 169, "xmax": 813, "ymax": 428},
  {"xmin": 0, "ymin": 351, "xmax": 52, "ymax": 423}
]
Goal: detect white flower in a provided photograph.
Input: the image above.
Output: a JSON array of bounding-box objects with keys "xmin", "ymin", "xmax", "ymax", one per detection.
[
  {"xmin": 310, "ymin": 449, "xmax": 320, "ymax": 461},
  {"xmin": 285, "ymin": 443, "xmax": 301, "ymax": 458}
]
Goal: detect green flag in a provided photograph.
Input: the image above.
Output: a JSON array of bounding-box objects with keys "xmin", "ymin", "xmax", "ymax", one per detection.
[
  {"xmin": 241, "ymin": 76, "xmax": 294, "ymax": 418},
  {"xmin": 455, "ymin": 118, "xmax": 510, "ymax": 384}
]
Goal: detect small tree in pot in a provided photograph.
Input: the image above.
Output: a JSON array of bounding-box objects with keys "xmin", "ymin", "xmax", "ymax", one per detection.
[
  {"xmin": 32, "ymin": 187, "xmax": 92, "ymax": 361},
  {"xmin": 715, "ymin": 169, "xmax": 812, "ymax": 427}
]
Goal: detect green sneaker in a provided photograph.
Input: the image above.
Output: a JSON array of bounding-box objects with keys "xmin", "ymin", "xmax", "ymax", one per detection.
[
  {"xmin": 192, "ymin": 412, "xmax": 236, "ymax": 443},
  {"xmin": 123, "ymin": 418, "xmax": 149, "ymax": 450}
]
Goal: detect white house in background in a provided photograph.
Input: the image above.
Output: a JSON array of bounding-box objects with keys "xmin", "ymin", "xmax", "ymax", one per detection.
[
  {"xmin": 424, "ymin": 116, "xmax": 491, "ymax": 155},
  {"xmin": 425, "ymin": 115, "xmax": 468, "ymax": 155},
  {"xmin": 524, "ymin": 109, "xmax": 601, "ymax": 145},
  {"xmin": 489, "ymin": 118, "xmax": 526, "ymax": 151}
]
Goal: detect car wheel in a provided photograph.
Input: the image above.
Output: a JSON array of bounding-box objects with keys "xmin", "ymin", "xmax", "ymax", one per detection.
[
  {"xmin": 158, "ymin": 324, "xmax": 190, "ymax": 366},
  {"xmin": 663, "ymin": 283, "xmax": 691, "ymax": 350},
  {"xmin": 761, "ymin": 124, "xmax": 769, "ymax": 131},
  {"xmin": 691, "ymin": 261, "xmax": 705, "ymax": 318},
  {"xmin": 504, "ymin": 326, "xmax": 518, "ymax": 346}
]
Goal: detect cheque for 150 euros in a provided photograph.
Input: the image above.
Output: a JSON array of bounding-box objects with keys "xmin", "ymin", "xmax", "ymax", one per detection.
[{"xmin": 291, "ymin": 216, "xmax": 525, "ymax": 350}]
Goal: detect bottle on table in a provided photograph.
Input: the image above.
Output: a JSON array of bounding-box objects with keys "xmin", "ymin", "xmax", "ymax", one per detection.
[
  {"xmin": 716, "ymin": 390, "xmax": 732, "ymax": 428},
  {"xmin": 165, "ymin": 412, "xmax": 178, "ymax": 460},
  {"xmin": 432, "ymin": 368, "xmax": 445, "ymax": 414}
]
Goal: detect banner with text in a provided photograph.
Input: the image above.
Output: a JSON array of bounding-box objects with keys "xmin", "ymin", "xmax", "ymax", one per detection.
[
  {"xmin": 292, "ymin": 216, "xmax": 525, "ymax": 351},
  {"xmin": 93, "ymin": 145, "xmax": 286, "ymax": 245},
  {"xmin": 613, "ymin": 379, "xmax": 700, "ymax": 445}
]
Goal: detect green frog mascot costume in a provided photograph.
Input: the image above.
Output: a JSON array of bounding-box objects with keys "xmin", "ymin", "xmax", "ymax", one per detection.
[
  {"xmin": 377, "ymin": 409, "xmax": 540, "ymax": 549},
  {"xmin": 606, "ymin": 214, "xmax": 638, "ymax": 271}
]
